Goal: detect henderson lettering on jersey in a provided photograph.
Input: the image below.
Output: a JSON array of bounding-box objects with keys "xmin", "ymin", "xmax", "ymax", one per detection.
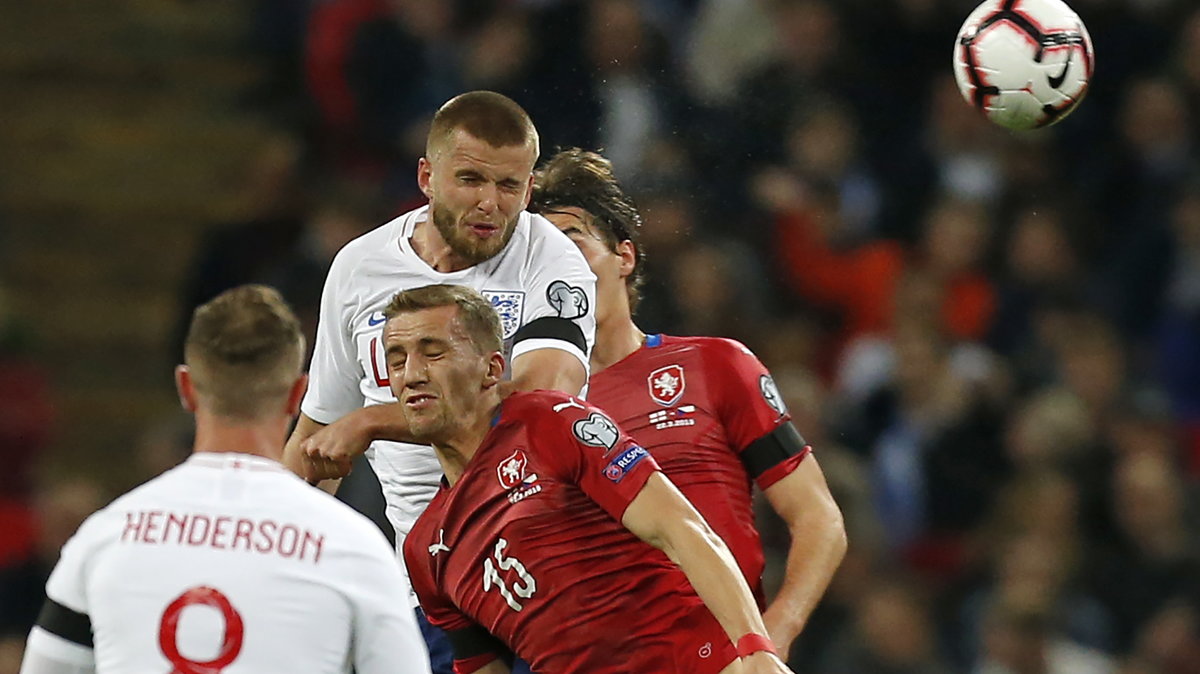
[{"xmin": 119, "ymin": 510, "xmax": 325, "ymax": 563}]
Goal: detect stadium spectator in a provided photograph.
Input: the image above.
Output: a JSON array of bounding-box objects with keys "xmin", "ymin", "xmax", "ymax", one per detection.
[
  {"xmin": 387, "ymin": 284, "xmax": 794, "ymax": 674},
  {"xmin": 530, "ymin": 147, "xmax": 846, "ymax": 658},
  {"xmin": 849, "ymin": 316, "xmax": 1007, "ymax": 577},
  {"xmin": 1154, "ymin": 181, "xmax": 1200, "ymax": 474},
  {"xmin": 972, "ymin": 599, "xmax": 1117, "ymax": 674},
  {"xmin": 1090, "ymin": 450, "xmax": 1200, "ymax": 654},
  {"xmin": 820, "ymin": 574, "xmax": 954, "ymax": 674},
  {"xmin": 957, "ymin": 532, "xmax": 1116, "ymax": 668},
  {"xmin": 18, "ymin": 286, "xmax": 430, "ymax": 673},
  {"xmin": 0, "ymin": 478, "xmax": 104, "ymax": 643},
  {"xmin": 1090, "ymin": 77, "xmax": 1193, "ymax": 339},
  {"xmin": 988, "ymin": 204, "xmax": 1088, "ymax": 360},
  {"xmin": 0, "ymin": 287, "xmax": 55, "ymax": 568},
  {"xmin": 283, "ymin": 90, "xmax": 595, "ymax": 674},
  {"xmin": 304, "ymin": 0, "xmax": 460, "ymax": 173},
  {"xmin": 171, "ymin": 133, "xmax": 310, "ymax": 363}
]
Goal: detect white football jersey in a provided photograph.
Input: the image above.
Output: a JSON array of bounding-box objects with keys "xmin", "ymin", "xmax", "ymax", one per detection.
[
  {"xmin": 301, "ymin": 205, "xmax": 597, "ymax": 553},
  {"xmin": 22, "ymin": 453, "xmax": 430, "ymax": 674}
]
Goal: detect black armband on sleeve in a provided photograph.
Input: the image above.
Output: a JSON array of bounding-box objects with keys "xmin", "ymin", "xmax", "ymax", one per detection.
[
  {"xmin": 740, "ymin": 423, "xmax": 808, "ymax": 480},
  {"xmin": 447, "ymin": 624, "xmax": 513, "ymax": 663},
  {"xmin": 512, "ymin": 316, "xmax": 587, "ymax": 354},
  {"xmin": 35, "ymin": 598, "xmax": 93, "ymax": 648}
]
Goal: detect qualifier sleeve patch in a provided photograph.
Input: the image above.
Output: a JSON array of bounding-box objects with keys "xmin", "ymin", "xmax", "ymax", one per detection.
[{"xmin": 546, "ymin": 281, "xmax": 590, "ymax": 320}]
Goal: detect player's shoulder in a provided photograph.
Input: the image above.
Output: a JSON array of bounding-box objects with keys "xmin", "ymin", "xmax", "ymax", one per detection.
[
  {"xmin": 500, "ymin": 389, "xmax": 575, "ymax": 416},
  {"xmin": 655, "ymin": 334, "xmax": 760, "ymax": 363},
  {"xmin": 284, "ymin": 480, "xmax": 391, "ymax": 540},
  {"xmin": 498, "ymin": 389, "xmax": 597, "ymax": 428},
  {"xmin": 329, "ymin": 208, "xmax": 411, "ymax": 271}
]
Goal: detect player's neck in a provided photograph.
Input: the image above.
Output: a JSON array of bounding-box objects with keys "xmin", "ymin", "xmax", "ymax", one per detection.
[
  {"xmin": 434, "ymin": 401, "xmax": 502, "ymax": 487},
  {"xmin": 190, "ymin": 411, "xmax": 289, "ymax": 464},
  {"xmin": 410, "ymin": 218, "xmax": 473, "ymax": 273},
  {"xmin": 591, "ymin": 310, "xmax": 644, "ymax": 375}
]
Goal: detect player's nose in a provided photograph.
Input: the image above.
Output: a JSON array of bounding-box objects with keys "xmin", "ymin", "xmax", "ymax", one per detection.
[
  {"xmin": 402, "ymin": 360, "xmax": 430, "ymax": 385},
  {"xmin": 475, "ymin": 183, "xmax": 499, "ymax": 212}
]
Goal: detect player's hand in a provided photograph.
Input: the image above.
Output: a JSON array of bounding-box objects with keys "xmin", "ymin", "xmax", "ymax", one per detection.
[
  {"xmin": 740, "ymin": 651, "xmax": 794, "ymax": 674},
  {"xmin": 300, "ymin": 414, "xmax": 372, "ymax": 479}
]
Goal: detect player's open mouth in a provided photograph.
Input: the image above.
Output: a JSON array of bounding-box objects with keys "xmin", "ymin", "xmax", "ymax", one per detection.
[
  {"xmin": 405, "ymin": 393, "xmax": 437, "ymax": 409},
  {"xmin": 467, "ymin": 222, "xmax": 500, "ymax": 237}
]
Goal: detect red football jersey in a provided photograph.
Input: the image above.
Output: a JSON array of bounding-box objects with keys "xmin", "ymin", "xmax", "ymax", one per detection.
[
  {"xmin": 403, "ymin": 390, "xmax": 738, "ymax": 674},
  {"xmin": 588, "ymin": 334, "xmax": 810, "ymax": 604}
]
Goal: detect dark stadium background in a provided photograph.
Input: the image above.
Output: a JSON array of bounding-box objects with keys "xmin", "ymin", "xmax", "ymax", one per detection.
[{"xmin": 2, "ymin": 0, "xmax": 1200, "ymax": 672}]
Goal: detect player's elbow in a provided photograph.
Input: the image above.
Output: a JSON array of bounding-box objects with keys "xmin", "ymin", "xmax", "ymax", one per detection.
[{"xmin": 793, "ymin": 495, "xmax": 847, "ymax": 564}]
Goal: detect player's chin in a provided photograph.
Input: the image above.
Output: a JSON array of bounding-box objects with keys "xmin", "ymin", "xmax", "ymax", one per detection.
[
  {"xmin": 456, "ymin": 237, "xmax": 506, "ymax": 265},
  {"xmin": 406, "ymin": 416, "xmax": 446, "ymax": 446}
]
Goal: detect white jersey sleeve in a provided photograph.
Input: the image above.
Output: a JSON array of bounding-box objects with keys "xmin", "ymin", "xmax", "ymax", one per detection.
[
  {"xmin": 509, "ymin": 214, "xmax": 597, "ymax": 371},
  {"xmin": 303, "ymin": 246, "xmax": 368, "ymax": 424},
  {"xmin": 20, "ymin": 513, "xmax": 104, "ymax": 674},
  {"xmin": 19, "ymin": 628, "xmax": 94, "ymax": 674}
]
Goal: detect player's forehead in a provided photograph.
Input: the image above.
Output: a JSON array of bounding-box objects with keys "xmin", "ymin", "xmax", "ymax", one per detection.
[
  {"xmin": 543, "ymin": 207, "xmax": 599, "ymax": 237},
  {"xmin": 382, "ymin": 305, "xmax": 467, "ymax": 349},
  {"xmin": 435, "ymin": 129, "xmax": 536, "ymax": 180}
]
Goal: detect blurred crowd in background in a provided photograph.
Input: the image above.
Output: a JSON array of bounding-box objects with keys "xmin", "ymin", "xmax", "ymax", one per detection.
[{"xmin": 4, "ymin": 0, "xmax": 1200, "ymax": 672}]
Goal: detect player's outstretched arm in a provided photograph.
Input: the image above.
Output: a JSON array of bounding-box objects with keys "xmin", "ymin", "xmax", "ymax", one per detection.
[
  {"xmin": 288, "ymin": 405, "xmax": 421, "ymax": 491},
  {"xmin": 760, "ymin": 454, "xmax": 846, "ymax": 656},
  {"xmin": 622, "ymin": 473, "xmax": 795, "ymax": 674}
]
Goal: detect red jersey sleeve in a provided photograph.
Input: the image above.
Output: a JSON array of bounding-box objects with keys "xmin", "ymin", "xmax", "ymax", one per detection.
[
  {"xmin": 704, "ymin": 339, "xmax": 811, "ymax": 488},
  {"xmin": 523, "ymin": 392, "xmax": 661, "ymax": 521}
]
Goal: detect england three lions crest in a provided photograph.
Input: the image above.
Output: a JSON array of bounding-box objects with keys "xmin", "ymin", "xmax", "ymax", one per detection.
[
  {"xmin": 648, "ymin": 364, "xmax": 685, "ymax": 407},
  {"xmin": 483, "ymin": 291, "xmax": 525, "ymax": 339}
]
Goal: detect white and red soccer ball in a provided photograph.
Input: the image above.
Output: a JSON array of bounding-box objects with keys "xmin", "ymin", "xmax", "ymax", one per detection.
[{"xmin": 953, "ymin": 0, "xmax": 1094, "ymax": 130}]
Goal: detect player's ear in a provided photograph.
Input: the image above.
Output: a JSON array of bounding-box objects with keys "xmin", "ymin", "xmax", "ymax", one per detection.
[
  {"xmin": 417, "ymin": 157, "xmax": 434, "ymax": 199},
  {"xmin": 616, "ymin": 240, "xmax": 637, "ymax": 279},
  {"xmin": 285, "ymin": 374, "xmax": 308, "ymax": 417},
  {"xmin": 483, "ymin": 351, "xmax": 505, "ymax": 390},
  {"xmin": 175, "ymin": 365, "xmax": 198, "ymax": 413},
  {"xmin": 522, "ymin": 171, "xmax": 535, "ymax": 210}
]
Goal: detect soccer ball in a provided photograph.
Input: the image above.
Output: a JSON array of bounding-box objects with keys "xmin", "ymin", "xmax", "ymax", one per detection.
[{"xmin": 953, "ymin": 0, "xmax": 1094, "ymax": 130}]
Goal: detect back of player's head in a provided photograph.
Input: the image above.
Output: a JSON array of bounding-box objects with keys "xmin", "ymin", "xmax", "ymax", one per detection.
[
  {"xmin": 184, "ymin": 285, "xmax": 305, "ymax": 421},
  {"xmin": 530, "ymin": 148, "xmax": 646, "ymax": 311},
  {"xmin": 427, "ymin": 91, "xmax": 539, "ymax": 159},
  {"xmin": 384, "ymin": 284, "xmax": 503, "ymax": 355}
]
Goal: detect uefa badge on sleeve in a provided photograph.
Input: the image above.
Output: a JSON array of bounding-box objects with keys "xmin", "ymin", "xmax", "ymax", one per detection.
[
  {"xmin": 759, "ymin": 375, "xmax": 787, "ymax": 417},
  {"xmin": 572, "ymin": 413, "xmax": 619, "ymax": 451}
]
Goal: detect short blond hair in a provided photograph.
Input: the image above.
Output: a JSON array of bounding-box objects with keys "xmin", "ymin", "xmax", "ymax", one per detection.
[
  {"xmin": 184, "ymin": 285, "xmax": 305, "ymax": 420},
  {"xmin": 383, "ymin": 284, "xmax": 503, "ymax": 355},
  {"xmin": 426, "ymin": 91, "xmax": 539, "ymax": 159}
]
